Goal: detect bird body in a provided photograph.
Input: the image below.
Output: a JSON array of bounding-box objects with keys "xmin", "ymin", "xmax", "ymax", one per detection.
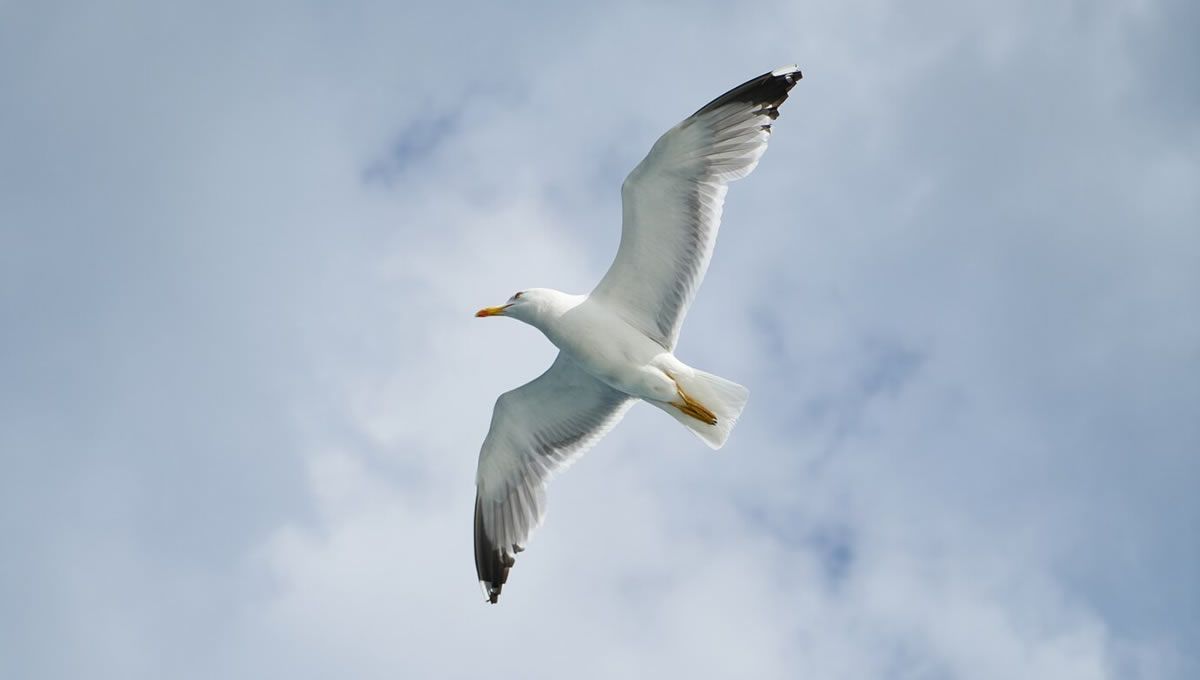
[
  {"xmin": 502, "ymin": 288, "xmax": 681, "ymax": 405},
  {"xmin": 471, "ymin": 65, "xmax": 802, "ymax": 602}
]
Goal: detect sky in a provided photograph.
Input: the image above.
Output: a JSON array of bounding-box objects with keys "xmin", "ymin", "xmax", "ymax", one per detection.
[{"xmin": 1, "ymin": 0, "xmax": 1197, "ymax": 678}]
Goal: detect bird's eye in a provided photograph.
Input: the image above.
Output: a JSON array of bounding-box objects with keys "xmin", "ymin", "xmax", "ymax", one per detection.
[{"xmin": 513, "ymin": 291, "xmax": 523, "ymax": 300}]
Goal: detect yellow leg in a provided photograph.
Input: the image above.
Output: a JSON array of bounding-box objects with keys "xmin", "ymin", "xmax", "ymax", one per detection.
[{"xmin": 672, "ymin": 383, "xmax": 717, "ymax": 426}]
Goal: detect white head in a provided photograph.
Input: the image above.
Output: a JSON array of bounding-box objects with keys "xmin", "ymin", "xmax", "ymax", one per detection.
[{"xmin": 474, "ymin": 288, "xmax": 573, "ymax": 327}]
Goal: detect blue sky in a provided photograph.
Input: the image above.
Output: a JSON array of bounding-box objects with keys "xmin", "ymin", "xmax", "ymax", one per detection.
[{"xmin": 2, "ymin": 1, "xmax": 1197, "ymax": 678}]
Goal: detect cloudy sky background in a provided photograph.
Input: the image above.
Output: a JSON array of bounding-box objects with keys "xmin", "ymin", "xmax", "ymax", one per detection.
[{"xmin": 2, "ymin": 0, "xmax": 1197, "ymax": 678}]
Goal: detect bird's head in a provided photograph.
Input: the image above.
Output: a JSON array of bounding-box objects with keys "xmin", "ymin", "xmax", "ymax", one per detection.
[
  {"xmin": 475, "ymin": 288, "xmax": 567, "ymax": 325},
  {"xmin": 474, "ymin": 290, "xmax": 526, "ymax": 319},
  {"xmin": 475, "ymin": 288, "xmax": 549, "ymax": 321}
]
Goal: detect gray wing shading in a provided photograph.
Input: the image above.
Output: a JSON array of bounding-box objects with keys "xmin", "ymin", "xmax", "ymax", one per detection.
[
  {"xmin": 474, "ymin": 353, "xmax": 633, "ymax": 603},
  {"xmin": 590, "ymin": 65, "xmax": 801, "ymax": 349}
]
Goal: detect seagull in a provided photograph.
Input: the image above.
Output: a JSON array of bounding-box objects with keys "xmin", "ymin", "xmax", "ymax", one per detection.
[{"xmin": 472, "ymin": 65, "xmax": 802, "ymax": 603}]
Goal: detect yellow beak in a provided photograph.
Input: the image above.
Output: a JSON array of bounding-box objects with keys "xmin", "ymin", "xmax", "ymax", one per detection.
[{"xmin": 475, "ymin": 305, "xmax": 510, "ymax": 318}]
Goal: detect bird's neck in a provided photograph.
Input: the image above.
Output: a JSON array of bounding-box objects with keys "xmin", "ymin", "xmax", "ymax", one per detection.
[{"xmin": 519, "ymin": 291, "xmax": 584, "ymax": 338}]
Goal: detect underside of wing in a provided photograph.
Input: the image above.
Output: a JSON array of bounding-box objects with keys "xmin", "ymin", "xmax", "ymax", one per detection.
[
  {"xmin": 473, "ymin": 353, "xmax": 632, "ymax": 603},
  {"xmin": 591, "ymin": 65, "xmax": 801, "ymax": 348}
]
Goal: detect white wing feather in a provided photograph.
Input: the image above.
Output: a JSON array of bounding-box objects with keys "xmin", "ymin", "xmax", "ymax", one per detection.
[
  {"xmin": 591, "ymin": 65, "xmax": 801, "ymax": 348},
  {"xmin": 474, "ymin": 353, "xmax": 633, "ymax": 602}
]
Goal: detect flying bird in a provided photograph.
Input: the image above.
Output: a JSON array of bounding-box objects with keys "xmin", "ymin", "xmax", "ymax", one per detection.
[{"xmin": 473, "ymin": 65, "xmax": 802, "ymax": 603}]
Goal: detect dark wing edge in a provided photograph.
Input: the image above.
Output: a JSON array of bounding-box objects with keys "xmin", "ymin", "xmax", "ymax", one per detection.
[
  {"xmin": 474, "ymin": 493, "xmax": 513, "ymax": 604},
  {"xmin": 692, "ymin": 65, "xmax": 802, "ymax": 120}
]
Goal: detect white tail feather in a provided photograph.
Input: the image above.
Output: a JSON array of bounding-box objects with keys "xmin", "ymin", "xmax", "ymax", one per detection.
[{"xmin": 652, "ymin": 368, "xmax": 749, "ymax": 449}]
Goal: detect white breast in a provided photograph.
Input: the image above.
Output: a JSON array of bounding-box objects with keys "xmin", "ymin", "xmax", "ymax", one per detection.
[{"xmin": 543, "ymin": 297, "xmax": 672, "ymax": 399}]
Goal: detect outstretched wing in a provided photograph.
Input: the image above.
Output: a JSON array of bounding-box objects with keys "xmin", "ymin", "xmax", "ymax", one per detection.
[
  {"xmin": 474, "ymin": 353, "xmax": 633, "ymax": 603},
  {"xmin": 591, "ymin": 65, "xmax": 801, "ymax": 349}
]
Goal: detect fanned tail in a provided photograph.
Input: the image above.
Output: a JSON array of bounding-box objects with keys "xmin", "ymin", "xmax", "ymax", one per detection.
[{"xmin": 653, "ymin": 368, "xmax": 749, "ymax": 449}]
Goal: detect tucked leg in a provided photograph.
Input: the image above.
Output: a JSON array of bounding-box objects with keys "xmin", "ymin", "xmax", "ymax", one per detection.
[{"xmin": 671, "ymin": 381, "xmax": 717, "ymax": 425}]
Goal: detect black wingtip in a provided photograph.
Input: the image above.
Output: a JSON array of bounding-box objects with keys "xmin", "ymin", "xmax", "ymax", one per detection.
[
  {"xmin": 474, "ymin": 494, "xmax": 512, "ymax": 604},
  {"xmin": 693, "ymin": 65, "xmax": 803, "ymax": 117}
]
